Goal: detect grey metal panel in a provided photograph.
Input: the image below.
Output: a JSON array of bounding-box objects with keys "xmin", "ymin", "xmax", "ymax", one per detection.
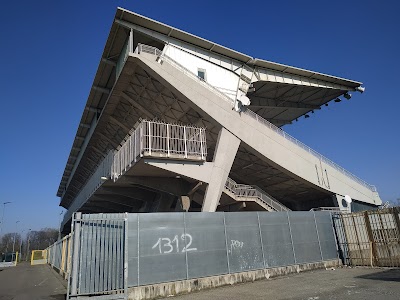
[
  {"xmin": 138, "ymin": 213, "xmax": 187, "ymax": 285},
  {"xmin": 127, "ymin": 214, "xmax": 138, "ymax": 287},
  {"xmin": 264, "ymin": 244, "xmax": 295, "ymax": 267},
  {"xmin": 292, "ymin": 242, "xmax": 322, "ymax": 263},
  {"xmin": 225, "ymin": 213, "xmax": 264, "ymax": 272},
  {"xmin": 288, "ymin": 212, "xmax": 322, "ymax": 263},
  {"xmin": 314, "ymin": 214, "xmax": 338, "ymax": 260},
  {"xmin": 319, "ymin": 240, "xmax": 338, "ymax": 260},
  {"xmin": 259, "ymin": 212, "xmax": 295, "ymax": 267},
  {"xmin": 184, "ymin": 213, "xmax": 228, "ymax": 278},
  {"xmin": 139, "ymin": 253, "xmax": 187, "ymax": 285}
]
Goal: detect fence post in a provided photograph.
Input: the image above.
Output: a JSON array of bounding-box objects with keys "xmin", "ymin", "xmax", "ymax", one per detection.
[
  {"xmin": 257, "ymin": 212, "xmax": 266, "ymax": 268},
  {"xmin": 364, "ymin": 211, "xmax": 377, "ymax": 267},
  {"xmin": 222, "ymin": 212, "xmax": 231, "ymax": 274},
  {"xmin": 69, "ymin": 212, "xmax": 82, "ymax": 297}
]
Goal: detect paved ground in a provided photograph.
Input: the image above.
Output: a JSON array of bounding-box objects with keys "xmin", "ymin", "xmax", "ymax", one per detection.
[
  {"xmin": 0, "ymin": 262, "xmax": 66, "ymax": 300},
  {"xmin": 163, "ymin": 267, "xmax": 400, "ymax": 300},
  {"xmin": 0, "ymin": 264, "xmax": 399, "ymax": 300}
]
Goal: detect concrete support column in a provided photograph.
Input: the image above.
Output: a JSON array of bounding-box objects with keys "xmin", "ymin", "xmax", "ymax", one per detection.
[{"xmin": 202, "ymin": 128, "xmax": 240, "ymax": 212}]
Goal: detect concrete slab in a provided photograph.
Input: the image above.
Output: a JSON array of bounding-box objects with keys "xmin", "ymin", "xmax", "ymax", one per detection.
[
  {"xmin": 160, "ymin": 267, "xmax": 400, "ymax": 300},
  {"xmin": 0, "ymin": 262, "xmax": 66, "ymax": 300}
]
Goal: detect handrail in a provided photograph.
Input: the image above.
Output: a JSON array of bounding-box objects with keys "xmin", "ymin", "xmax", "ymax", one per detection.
[
  {"xmin": 62, "ymin": 119, "xmax": 207, "ymax": 226},
  {"xmin": 133, "ymin": 43, "xmax": 376, "ymax": 193},
  {"xmin": 224, "ymin": 177, "xmax": 290, "ymax": 212}
]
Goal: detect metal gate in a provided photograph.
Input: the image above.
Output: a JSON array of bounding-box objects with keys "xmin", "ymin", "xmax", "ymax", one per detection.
[
  {"xmin": 333, "ymin": 207, "xmax": 400, "ymax": 267},
  {"xmin": 67, "ymin": 213, "xmax": 128, "ymax": 300}
]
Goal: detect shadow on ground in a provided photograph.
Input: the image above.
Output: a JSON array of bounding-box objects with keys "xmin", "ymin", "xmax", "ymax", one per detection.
[{"xmin": 356, "ymin": 268, "xmax": 400, "ymax": 282}]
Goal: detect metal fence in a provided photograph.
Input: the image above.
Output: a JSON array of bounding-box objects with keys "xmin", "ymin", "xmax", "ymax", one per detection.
[
  {"xmin": 47, "ymin": 234, "xmax": 72, "ymax": 277},
  {"xmin": 333, "ymin": 207, "xmax": 400, "ymax": 267},
  {"xmin": 53, "ymin": 211, "xmax": 338, "ymax": 299}
]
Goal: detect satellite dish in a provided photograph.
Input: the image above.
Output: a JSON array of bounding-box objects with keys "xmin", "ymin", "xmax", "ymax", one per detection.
[
  {"xmin": 344, "ymin": 195, "xmax": 352, "ymax": 204},
  {"xmin": 240, "ymin": 94, "xmax": 251, "ymax": 106}
]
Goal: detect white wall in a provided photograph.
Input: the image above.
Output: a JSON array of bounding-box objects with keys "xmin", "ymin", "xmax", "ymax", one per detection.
[{"xmin": 164, "ymin": 43, "xmax": 239, "ymax": 100}]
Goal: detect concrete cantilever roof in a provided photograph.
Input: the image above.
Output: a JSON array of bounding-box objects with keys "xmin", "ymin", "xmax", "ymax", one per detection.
[
  {"xmin": 57, "ymin": 7, "xmax": 363, "ymax": 200},
  {"xmin": 116, "ymin": 7, "xmax": 362, "ymax": 87}
]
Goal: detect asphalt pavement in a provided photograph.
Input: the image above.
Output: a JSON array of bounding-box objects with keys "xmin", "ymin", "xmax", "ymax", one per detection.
[
  {"xmin": 162, "ymin": 267, "xmax": 400, "ymax": 300},
  {"xmin": 0, "ymin": 262, "xmax": 66, "ymax": 300}
]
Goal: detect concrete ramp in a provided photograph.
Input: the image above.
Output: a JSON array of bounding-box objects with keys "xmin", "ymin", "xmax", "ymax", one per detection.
[{"xmin": 132, "ymin": 51, "xmax": 381, "ymax": 207}]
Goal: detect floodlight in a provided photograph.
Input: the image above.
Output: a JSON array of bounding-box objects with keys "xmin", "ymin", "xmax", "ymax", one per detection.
[
  {"xmin": 355, "ymin": 86, "xmax": 365, "ymax": 93},
  {"xmin": 343, "ymin": 93, "xmax": 352, "ymax": 100},
  {"xmin": 334, "ymin": 98, "xmax": 341, "ymax": 103},
  {"xmin": 304, "ymin": 114, "xmax": 310, "ymax": 119}
]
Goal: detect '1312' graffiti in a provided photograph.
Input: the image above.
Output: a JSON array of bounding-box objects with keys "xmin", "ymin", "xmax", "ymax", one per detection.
[{"xmin": 151, "ymin": 234, "xmax": 197, "ymax": 254}]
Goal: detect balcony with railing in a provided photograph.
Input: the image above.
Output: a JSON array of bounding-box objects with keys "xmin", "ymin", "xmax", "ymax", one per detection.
[{"xmin": 62, "ymin": 120, "xmax": 207, "ymax": 227}]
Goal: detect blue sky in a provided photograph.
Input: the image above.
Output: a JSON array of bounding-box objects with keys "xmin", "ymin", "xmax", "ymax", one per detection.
[{"xmin": 0, "ymin": 0, "xmax": 399, "ymax": 234}]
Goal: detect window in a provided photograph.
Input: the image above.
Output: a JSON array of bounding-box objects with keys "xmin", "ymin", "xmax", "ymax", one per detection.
[{"xmin": 197, "ymin": 68, "xmax": 206, "ymax": 81}]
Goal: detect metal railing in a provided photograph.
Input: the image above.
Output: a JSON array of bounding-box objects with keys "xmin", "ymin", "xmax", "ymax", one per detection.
[
  {"xmin": 63, "ymin": 120, "xmax": 207, "ymax": 226},
  {"xmin": 132, "ymin": 43, "xmax": 376, "ymax": 193},
  {"xmin": 224, "ymin": 177, "xmax": 290, "ymax": 212},
  {"xmin": 134, "ymin": 43, "xmax": 162, "ymax": 56},
  {"xmin": 112, "ymin": 120, "xmax": 207, "ymax": 181}
]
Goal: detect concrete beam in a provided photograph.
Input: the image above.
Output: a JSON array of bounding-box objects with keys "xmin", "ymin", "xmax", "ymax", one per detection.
[
  {"xmin": 101, "ymin": 58, "xmax": 117, "ymax": 67},
  {"xmin": 117, "ymin": 176, "xmax": 192, "ymax": 196},
  {"xmin": 202, "ymin": 128, "xmax": 240, "ymax": 212},
  {"xmin": 121, "ymin": 92, "xmax": 154, "ymax": 119},
  {"xmin": 98, "ymin": 186, "xmax": 157, "ymax": 201},
  {"xmin": 144, "ymin": 159, "xmax": 213, "ymax": 183},
  {"xmin": 92, "ymin": 86, "xmax": 110, "ymax": 94},
  {"xmin": 109, "ymin": 115, "xmax": 131, "ymax": 132}
]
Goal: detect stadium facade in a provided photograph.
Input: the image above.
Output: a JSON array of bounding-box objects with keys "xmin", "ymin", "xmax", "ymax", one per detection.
[{"xmin": 57, "ymin": 8, "xmax": 381, "ymax": 233}]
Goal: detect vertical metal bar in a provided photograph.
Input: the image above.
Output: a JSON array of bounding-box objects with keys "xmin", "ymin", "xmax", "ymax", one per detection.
[
  {"xmin": 139, "ymin": 123, "xmax": 143, "ymax": 157},
  {"xmin": 351, "ymin": 215, "xmax": 365, "ymax": 265},
  {"xmin": 70, "ymin": 212, "xmax": 82, "ymax": 297},
  {"xmin": 222, "ymin": 212, "xmax": 231, "ymax": 274},
  {"xmin": 341, "ymin": 214, "xmax": 352, "ymax": 265},
  {"xmin": 200, "ymin": 128, "xmax": 205, "ymax": 160},
  {"xmin": 257, "ymin": 212, "xmax": 266, "ymax": 268},
  {"xmin": 183, "ymin": 126, "xmax": 187, "ymax": 158},
  {"xmin": 329, "ymin": 213, "xmax": 341, "ymax": 261},
  {"xmin": 364, "ymin": 211, "xmax": 377, "ymax": 267},
  {"xmin": 167, "ymin": 124, "xmax": 170, "ymax": 157},
  {"xmin": 112, "ymin": 219, "xmax": 117, "ymax": 291},
  {"xmin": 134, "ymin": 129, "xmax": 137, "ymax": 162},
  {"xmin": 90, "ymin": 216, "xmax": 97, "ymax": 294},
  {"xmin": 137, "ymin": 214, "xmax": 140, "ymax": 286},
  {"xmin": 124, "ymin": 214, "xmax": 128, "ymax": 299},
  {"xmin": 148, "ymin": 121, "xmax": 152, "ymax": 155},
  {"xmin": 287, "ymin": 212, "xmax": 297, "ymax": 264},
  {"xmin": 312, "ymin": 211, "xmax": 324, "ymax": 261},
  {"xmin": 98, "ymin": 219, "xmax": 105, "ymax": 293},
  {"xmin": 102, "ymin": 218, "xmax": 108, "ymax": 291}
]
